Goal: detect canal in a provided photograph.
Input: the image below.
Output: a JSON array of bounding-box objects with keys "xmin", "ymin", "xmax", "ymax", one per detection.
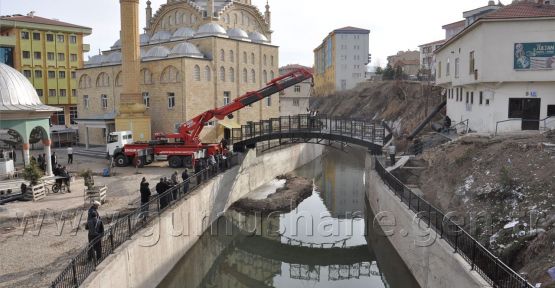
[{"xmin": 159, "ymin": 148, "xmax": 419, "ymax": 288}]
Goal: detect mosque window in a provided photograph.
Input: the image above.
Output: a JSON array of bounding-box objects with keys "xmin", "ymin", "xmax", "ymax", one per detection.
[
  {"xmin": 229, "ymin": 50, "xmax": 234, "ymax": 62},
  {"xmin": 266, "ymin": 96, "xmax": 271, "ymax": 107},
  {"xmin": 83, "ymin": 95, "xmax": 89, "ymax": 109},
  {"xmin": 250, "ymin": 53, "xmax": 255, "ymax": 65},
  {"xmin": 220, "ymin": 67, "xmax": 226, "ymax": 82},
  {"xmin": 79, "ymin": 74, "xmax": 92, "ymax": 89},
  {"xmin": 161, "ymin": 66, "xmax": 181, "ymax": 83},
  {"xmin": 224, "ymin": 91, "xmax": 230, "ymax": 105},
  {"xmin": 229, "ymin": 67, "xmax": 235, "ymax": 82},
  {"xmin": 242, "ymin": 68, "xmax": 247, "ymax": 83},
  {"xmin": 243, "ymin": 52, "xmax": 247, "ymax": 64},
  {"xmin": 115, "ymin": 72, "xmax": 123, "ymax": 87},
  {"xmin": 220, "ymin": 49, "xmax": 225, "ymax": 62},
  {"xmin": 204, "ymin": 66, "xmax": 211, "ymax": 81},
  {"xmin": 270, "ymin": 70, "xmax": 275, "ymax": 80},
  {"xmin": 141, "ymin": 69, "xmax": 153, "ymax": 84},
  {"xmin": 96, "ymin": 73, "xmax": 110, "ymax": 87},
  {"xmin": 101, "ymin": 94, "xmax": 108, "ymax": 109},
  {"xmin": 143, "ymin": 92, "xmax": 150, "ymax": 108},
  {"xmin": 271, "ymin": 56, "xmax": 274, "ymax": 66},
  {"xmin": 263, "ymin": 70, "xmax": 267, "ymax": 83},
  {"xmin": 251, "ymin": 69, "xmax": 256, "ymax": 83},
  {"xmin": 264, "ymin": 55, "xmax": 267, "ymax": 66},
  {"xmin": 194, "ymin": 65, "xmax": 200, "ymax": 81},
  {"xmin": 167, "ymin": 93, "xmax": 176, "ymax": 109}
]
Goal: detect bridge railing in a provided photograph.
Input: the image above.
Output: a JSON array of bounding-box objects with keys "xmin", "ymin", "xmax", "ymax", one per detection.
[
  {"xmin": 374, "ymin": 157, "xmax": 533, "ymax": 288},
  {"xmin": 230, "ymin": 114, "xmax": 389, "ymax": 147},
  {"xmin": 50, "ymin": 155, "xmax": 240, "ymax": 288}
]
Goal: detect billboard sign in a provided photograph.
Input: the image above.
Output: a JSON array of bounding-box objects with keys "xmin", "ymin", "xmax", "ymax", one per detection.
[{"xmin": 514, "ymin": 42, "xmax": 555, "ymax": 70}]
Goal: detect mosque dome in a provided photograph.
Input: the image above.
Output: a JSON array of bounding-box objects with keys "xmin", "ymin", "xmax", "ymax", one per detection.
[
  {"xmin": 111, "ymin": 39, "xmax": 121, "ymax": 49},
  {"xmin": 104, "ymin": 51, "xmax": 122, "ymax": 65},
  {"xmin": 248, "ymin": 31, "xmax": 269, "ymax": 44},
  {"xmin": 194, "ymin": 23, "xmax": 227, "ymax": 38},
  {"xmin": 169, "ymin": 42, "xmax": 204, "ymax": 58},
  {"xmin": 227, "ymin": 28, "xmax": 250, "ymax": 41},
  {"xmin": 85, "ymin": 54, "xmax": 105, "ymax": 67},
  {"xmin": 150, "ymin": 31, "xmax": 172, "ymax": 44},
  {"xmin": 140, "ymin": 33, "xmax": 150, "ymax": 45},
  {"xmin": 0, "ymin": 63, "xmax": 58, "ymax": 111},
  {"xmin": 171, "ymin": 27, "xmax": 196, "ymax": 41},
  {"xmin": 143, "ymin": 45, "xmax": 170, "ymax": 60}
]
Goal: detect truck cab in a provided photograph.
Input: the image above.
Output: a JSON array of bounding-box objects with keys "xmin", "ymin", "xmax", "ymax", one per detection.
[{"xmin": 107, "ymin": 131, "xmax": 134, "ymax": 157}]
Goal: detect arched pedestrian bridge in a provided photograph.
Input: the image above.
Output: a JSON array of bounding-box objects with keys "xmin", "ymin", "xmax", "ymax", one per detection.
[{"xmin": 230, "ymin": 114, "xmax": 392, "ymax": 154}]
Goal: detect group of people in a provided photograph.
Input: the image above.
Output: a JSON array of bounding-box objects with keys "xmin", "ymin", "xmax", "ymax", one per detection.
[
  {"xmin": 139, "ymin": 169, "xmax": 192, "ymax": 215},
  {"xmin": 53, "ymin": 164, "xmax": 71, "ymax": 192}
]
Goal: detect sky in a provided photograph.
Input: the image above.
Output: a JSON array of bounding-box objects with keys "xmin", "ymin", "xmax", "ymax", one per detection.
[{"xmin": 0, "ymin": 0, "xmax": 497, "ymax": 68}]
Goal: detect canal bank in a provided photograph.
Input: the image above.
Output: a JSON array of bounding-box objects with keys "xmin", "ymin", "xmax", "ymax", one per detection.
[{"xmin": 81, "ymin": 143, "xmax": 323, "ymax": 288}]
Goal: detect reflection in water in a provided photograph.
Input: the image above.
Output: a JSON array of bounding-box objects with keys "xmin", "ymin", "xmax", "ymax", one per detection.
[{"xmin": 159, "ymin": 148, "xmax": 419, "ymax": 288}]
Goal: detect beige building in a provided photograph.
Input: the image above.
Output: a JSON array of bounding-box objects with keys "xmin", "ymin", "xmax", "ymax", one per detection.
[
  {"xmin": 77, "ymin": 0, "xmax": 279, "ymax": 146},
  {"xmin": 279, "ymin": 64, "xmax": 312, "ymax": 116},
  {"xmin": 387, "ymin": 50, "xmax": 420, "ymax": 78}
]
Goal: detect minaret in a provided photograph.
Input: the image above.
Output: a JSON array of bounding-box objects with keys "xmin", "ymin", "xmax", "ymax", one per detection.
[
  {"xmin": 116, "ymin": 0, "xmax": 151, "ymax": 141},
  {"xmin": 207, "ymin": 0, "xmax": 214, "ymax": 18},
  {"xmin": 264, "ymin": 0, "xmax": 271, "ymax": 28},
  {"xmin": 146, "ymin": 0, "xmax": 152, "ymax": 29}
]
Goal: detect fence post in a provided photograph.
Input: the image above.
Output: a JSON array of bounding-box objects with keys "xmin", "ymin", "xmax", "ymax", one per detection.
[
  {"xmin": 471, "ymin": 240, "xmax": 476, "ymax": 271},
  {"xmin": 127, "ymin": 216, "xmax": 132, "ymax": 238},
  {"xmin": 454, "ymin": 229, "xmax": 459, "ymax": 253},
  {"xmin": 408, "ymin": 190, "xmax": 412, "ymax": 209},
  {"xmin": 109, "ymin": 230, "xmax": 114, "ymax": 253},
  {"xmin": 71, "ymin": 258, "xmax": 78, "ymax": 286}
]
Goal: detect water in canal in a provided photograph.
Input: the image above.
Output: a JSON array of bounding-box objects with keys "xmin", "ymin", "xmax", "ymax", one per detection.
[{"xmin": 159, "ymin": 148, "xmax": 419, "ymax": 288}]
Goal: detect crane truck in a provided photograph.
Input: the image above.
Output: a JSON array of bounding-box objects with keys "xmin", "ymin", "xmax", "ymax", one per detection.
[{"xmin": 108, "ymin": 68, "xmax": 313, "ymax": 169}]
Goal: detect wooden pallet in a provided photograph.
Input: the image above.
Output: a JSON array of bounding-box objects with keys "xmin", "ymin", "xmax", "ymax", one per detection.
[
  {"xmin": 31, "ymin": 183, "xmax": 46, "ymax": 201},
  {"xmin": 84, "ymin": 186, "xmax": 107, "ymax": 206}
]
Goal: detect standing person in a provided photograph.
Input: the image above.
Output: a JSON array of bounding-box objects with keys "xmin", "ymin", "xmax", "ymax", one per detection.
[
  {"xmin": 67, "ymin": 146, "xmax": 73, "ymax": 164},
  {"xmin": 140, "ymin": 178, "xmax": 151, "ymax": 219},
  {"xmin": 61, "ymin": 166, "xmax": 71, "ymax": 193},
  {"xmin": 86, "ymin": 201, "xmax": 104, "ymax": 262},
  {"xmin": 51, "ymin": 152, "xmax": 57, "ymax": 167},
  {"xmin": 37, "ymin": 154, "xmax": 44, "ymax": 171},
  {"xmin": 41, "ymin": 153, "xmax": 46, "ymax": 171},
  {"xmin": 171, "ymin": 171, "xmax": 179, "ymax": 186},
  {"xmin": 156, "ymin": 178, "xmax": 169, "ymax": 210},
  {"xmin": 388, "ymin": 143, "xmax": 397, "ymax": 166},
  {"xmin": 181, "ymin": 169, "xmax": 190, "ymax": 195},
  {"xmin": 443, "ymin": 115, "xmax": 452, "ymax": 132}
]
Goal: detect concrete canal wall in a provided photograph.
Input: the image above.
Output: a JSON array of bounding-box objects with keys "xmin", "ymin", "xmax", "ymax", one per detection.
[
  {"xmin": 364, "ymin": 155, "xmax": 491, "ymax": 288},
  {"xmin": 82, "ymin": 144, "xmax": 323, "ymax": 288}
]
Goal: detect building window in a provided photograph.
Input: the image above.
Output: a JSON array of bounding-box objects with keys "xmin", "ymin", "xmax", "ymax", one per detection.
[
  {"xmin": 264, "ymin": 55, "xmax": 267, "ymax": 66},
  {"xmin": 47, "ymin": 52, "xmax": 55, "ymax": 61},
  {"xmin": 69, "ymin": 35, "xmax": 77, "ymax": 44},
  {"xmin": 446, "ymin": 59, "xmax": 450, "ymax": 76},
  {"xmin": 69, "ymin": 107, "xmax": 78, "ymax": 124},
  {"xmin": 21, "ymin": 31, "xmax": 30, "ymax": 40},
  {"xmin": 167, "ymin": 92, "xmax": 175, "ymax": 109},
  {"xmin": 438, "ymin": 61, "xmax": 442, "ymax": 78},
  {"xmin": 23, "ymin": 70, "xmax": 31, "ymax": 78},
  {"xmin": 71, "ymin": 89, "xmax": 77, "ymax": 97},
  {"xmin": 266, "ymin": 95, "xmax": 271, "ymax": 107},
  {"xmin": 71, "ymin": 71, "xmax": 76, "ymax": 79},
  {"xmin": 469, "ymin": 51, "xmax": 475, "ymax": 74},
  {"xmin": 220, "ymin": 66, "xmax": 225, "ymax": 82},
  {"xmin": 454, "ymin": 58, "xmax": 459, "ymax": 78},
  {"xmin": 57, "ymin": 35, "xmax": 65, "ymax": 42},
  {"xmin": 83, "ymin": 95, "xmax": 89, "ymax": 109},
  {"xmin": 60, "ymin": 89, "xmax": 67, "ymax": 97},
  {"xmin": 46, "ymin": 34, "xmax": 54, "ymax": 42},
  {"xmin": 48, "ymin": 70, "xmax": 56, "ymax": 78},
  {"xmin": 465, "ymin": 92, "xmax": 469, "ymax": 103},
  {"xmin": 230, "ymin": 50, "xmax": 234, "ymax": 62},
  {"xmin": 470, "ymin": 92, "xmax": 474, "ymax": 104},
  {"xmin": 194, "ymin": 65, "xmax": 200, "ymax": 81},
  {"xmin": 250, "ymin": 53, "xmax": 255, "ymax": 65},
  {"xmin": 547, "ymin": 105, "xmax": 555, "ymax": 117},
  {"xmin": 250, "ymin": 69, "xmax": 256, "ymax": 83},
  {"xmin": 34, "ymin": 70, "xmax": 42, "ymax": 78},
  {"xmin": 33, "ymin": 32, "xmax": 41, "ymax": 41},
  {"xmin": 22, "ymin": 51, "xmax": 30, "ymax": 59},
  {"xmin": 58, "ymin": 53, "xmax": 65, "ymax": 61},
  {"xmin": 70, "ymin": 54, "xmax": 78, "ymax": 62},
  {"xmin": 293, "ymin": 99, "xmax": 300, "ymax": 106},
  {"xmin": 220, "ymin": 49, "xmax": 225, "ymax": 61},
  {"xmin": 508, "ymin": 98, "xmax": 525, "ymax": 118},
  {"xmin": 204, "ymin": 66, "xmax": 211, "ymax": 81},
  {"xmin": 54, "ymin": 111, "xmax": 65, "ymax": 126},
  {"xmin": 479, "ymin": 91, "xmax": 483, "ymax": 105},
  {"xmin": 101, "ymin": 94, "xmax": 108, "ymax": 109},
  {"xmin": 49, "ymin": 89, "xmax": 56, "ymax": 97},
  {"xmin": 143, "ymin": 92, "xmax": 150, "ymax": 108},
  {"xmin": 229, "ymin": 67, "xmax": 235, "ymax": 82},
  {"xmin": 34, "ymin": 51, "xmax": 41, "ymax": 60},
  {"xmin": 242, "ymin": 68, "xmax": 247, "ymax": 83},
  {"xmin": 36, "ymin": 89, "xmax": 43, "ymax": 97},
  {"xmin": 59, "ymin": 71, "xmax": 66, "ymax": 79},
  {"xmin": 243, "ymin": 52, "xmax": 247, "ymax": 64},
  {"xmin": 224, "ymin": 91, "xmax": 230, "ymax": 105},
  {"xmin": 271, "ymin": 56, "xmax": 274, "ymax": 66},
  {"xmin": 294, "ymin": 85, "xmax": 301, "ymax": 93},
  {"xmin": 270, "ymin": 70, "xmax": 274, "ymax": 80}
]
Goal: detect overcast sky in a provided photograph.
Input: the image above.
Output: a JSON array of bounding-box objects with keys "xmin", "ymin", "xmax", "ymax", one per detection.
[{"xmin": 0, "ymin": 0, "xmax": 496, "ymax": 68}]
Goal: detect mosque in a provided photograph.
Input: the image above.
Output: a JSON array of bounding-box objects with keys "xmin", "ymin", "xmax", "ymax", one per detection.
[{"xmin": 77, "ymin": 0, "xmax": 279, "ymax": 146}]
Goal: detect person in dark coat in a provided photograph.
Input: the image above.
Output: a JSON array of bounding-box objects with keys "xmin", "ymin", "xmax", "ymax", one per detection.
[
  {"xmin": 86, "ymin": 201, "xmax": 104, "ymax": 262},
  {"xmin": 181, "ymin": 169, "xmax": 190, "ymax": 195},
  {"xmin": 194, "ymin": 160, "xmax": 202, "ymax": 185},
  {"xmin": 140, "ymin": 178, "xmax": 151, "ymax": 218},
  {"xmin": 156, "ymin": 178, "xmax": 170, "ymax": 210},
  {"xmin": 51, "ymin": 152, "xmax": 57, "ymax": 167}
]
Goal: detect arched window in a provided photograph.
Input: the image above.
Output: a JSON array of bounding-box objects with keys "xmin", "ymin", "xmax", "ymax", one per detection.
[
  {"xmin": 161, "ymin": 66, "xmax": 181, "ymax": 83},
  {"xmin": 242, "ymin": 68, "xmax": 247, "ymax": 83},
  {"xmin": 204, "ymin": 66, "xmax": 211, "ymax": 81},
  {"xmin": 229, "ymin": 50, "xmax": 234, "ymax": 63},
  {"xmin": 263, "ymin": 70, "xmax": 267, "ymax": 83},
  {"xmin": 250, "ymin": 53, "xmax": 255, "ymax": 65},
  {"xmin": 229, "ymin": 67, "xmax": 235, "ymax": 82},
  {"xmin": 251, "ymin": 69, "xmax": 256, "ymax": 83},
  {"xmin": 115, "ymin": 71, "xmax": 123, "ymax": 87},
  {"xmin": 270, "ymin": 70, "xmax": 275, "ymax": 80},
  {"xmin": 263, "ymin": 55, "xmax": 267, "ymax": 66},
  {"xmin": 220, "ymin": 49, "xmax": 225, "ymax": 62},
  {"xmin": 243, "ymin": 52, "xmax": 247, "ymax": 64},
  {"xmin": 181, "ymin": 13, "xmax": 187, "ymax": 24},
  {"xmin": 96, "ymin": 72, "xmax": 110, "ymax": 87},
  {"xmin": 141, "ymin": 68, "xmax": 153, "ymax": 84},
  {"xmin": 220, "ymin": 67, "xmax": 225, "ymax": 82},
  {"xmin": 79, "ymin": 74, "xmax": 91, "ymax": 89},
  {"xmin": 271, "ymin": 56, "xmax": 274, "ymax": 66},
  {"xmin": 233, "ymin": 14, "xmax": 238, "ymax": 24},
  {"xmin": 194, "ymin": 65, "xmax": 200, "ymax": 81}
]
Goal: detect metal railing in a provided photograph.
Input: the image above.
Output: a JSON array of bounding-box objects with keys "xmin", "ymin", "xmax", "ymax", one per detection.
[
  {"xmin": 50, "ymin": 154, "xmax": 239, "ymax": 288},
  {"xmin": 495, "ymin": 116, "xmax": 554, "ymax": 136},
  {"xmin": 452, "ymin": 119, "xmax": 470, "ymax": 134},
  {"xmin": 374, "ymin": 157, "xmax": 533, "ymax": 288},
  {"xmin": 230, "ymin": 114, "xmax": 390, "ymax": 147}
]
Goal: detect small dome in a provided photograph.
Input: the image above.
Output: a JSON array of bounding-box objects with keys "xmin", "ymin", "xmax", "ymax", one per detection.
[
  {"xmin": 150, "ymin": 31, "xmax": 171, "ymax": 44},
  {"xmin": 85, "ymin": 54, "xmax": 105, "ymax": 67},
  {"xmin": 111, "ymin": 39, "xmax": 121, "ymax": 49},
  {"xmin": 169, "ymin": 42, "xmax": 204, "ymax": 58},
  {"xmin": 140, "ymin": 33, "xmax": 150, "ymax": 45},
  {"xmin": 171, "ymin": 27, "xmax": 196, "ymax": 41},
  {"xmin": 143, "ymin": 45, "xmax": 170, "ymax": 60},
  {"xmin": 194, "ymin": 23, "xmax": 227, "ymax": 38},
  {"xmin": 227, "ymin": 28, "xmax": 250, "ymax": 41},
  {"xmin": 0, "ymin": 63, "xmax": 59, "ymax": 111},
  {"xmin": 248, "ymin": 31, "xmax": 269, "ymax": 44},
  {"xmin": 103, "ymin": 51, "xmax": 122, "ymax": 65}
]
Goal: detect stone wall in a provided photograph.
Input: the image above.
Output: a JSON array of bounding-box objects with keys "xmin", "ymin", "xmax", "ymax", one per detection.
[{"xmin": 82, "ymin": 143, "xmax": 323, "ymax": 288}]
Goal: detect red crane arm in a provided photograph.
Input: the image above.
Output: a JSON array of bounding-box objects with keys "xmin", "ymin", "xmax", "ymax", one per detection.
[{"xmin": 162, "ymin": 68, "xmax": 313, "ymax": 145}]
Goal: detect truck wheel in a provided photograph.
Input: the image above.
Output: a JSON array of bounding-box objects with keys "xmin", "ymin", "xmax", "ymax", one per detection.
[
  {"xmin": 114, "ymin": 154, "xmax": 128, "ymax": 167},
  {"xmin": 168, "ymin": 156, "xmax": 182, "ymax": 168},
  {"xmin": 183, "ymin": 156, "xmax": 193, "ymax": 168},
  {"xmin": 134, "ymin": 156, "xmax": 145, "ymax": 168}
]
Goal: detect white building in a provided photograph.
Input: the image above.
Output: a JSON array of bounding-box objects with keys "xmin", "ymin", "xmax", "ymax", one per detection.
[
  {"xmin": 279, "ymin": 64, "xmax": 313, "ymax": 116},
  {"xmin": 435, "ymin": 1, "xmax": 555, "ymax": 134},
  {"xmin": 313, "ymin": 27, "xmax": 370, "ymax": 96},
  {"xmin": 419, "ymin": 40, "xmax": 444, "ymax": 79}
]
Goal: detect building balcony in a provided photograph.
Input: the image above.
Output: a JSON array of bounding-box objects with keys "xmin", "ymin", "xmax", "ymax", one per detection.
[
  {"xmin": 0, "ymin": 35, "xmax": 16, "ymax": 46},
  {"xmin": 83, "ymin": 44, "xmax": 90, "ymax": 52}
]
